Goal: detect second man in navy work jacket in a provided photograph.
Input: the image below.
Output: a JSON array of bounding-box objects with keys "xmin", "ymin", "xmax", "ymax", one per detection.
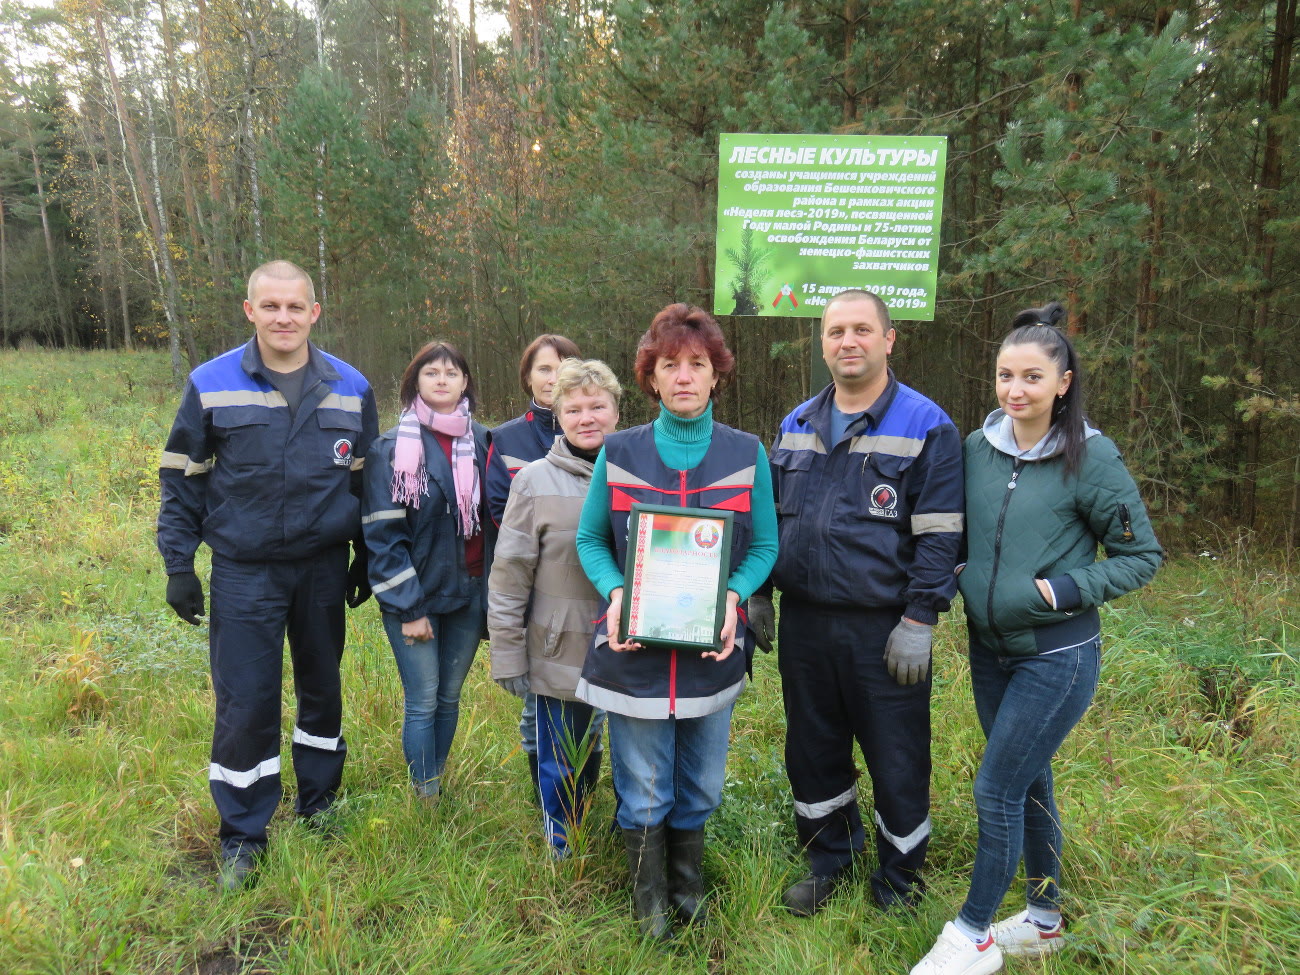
[{"xmin": 760, "ymin": 289, "xmax": 963, "ymax": 917}]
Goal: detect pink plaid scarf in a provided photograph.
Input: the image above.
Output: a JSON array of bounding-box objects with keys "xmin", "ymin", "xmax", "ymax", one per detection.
[{"xmin": 391, "ymin": 395, "xmax": 481, "ymax": 537}]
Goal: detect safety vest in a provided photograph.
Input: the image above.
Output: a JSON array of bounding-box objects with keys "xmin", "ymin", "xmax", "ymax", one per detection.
[{"xmin": 577, "ymin": 422, "xmax": 757, "ymax": 720}]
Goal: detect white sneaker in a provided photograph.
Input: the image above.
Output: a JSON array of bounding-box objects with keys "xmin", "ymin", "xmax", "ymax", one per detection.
[
  {"xmin": 910, "ymin": 922, "xmax": 1003, "ymax": 975},
  {"xmin": 990, "ymin": 909, "xmax": 1065, "ymax": 957}
]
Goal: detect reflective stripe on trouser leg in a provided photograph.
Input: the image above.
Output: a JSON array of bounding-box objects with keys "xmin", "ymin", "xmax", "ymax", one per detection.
[
  {"xmin": 286, "ymin": 545, "xmax": 349, "ymax": 818},
  {"xmin": 209, "ymin": 555, "xmax": 291, "ymax": 857},
  {"xmin": 847, "ymin": 608, "xmax": 933, "ymax": 905},
  {"xmin": 778, "ymin": 598, "xmax": 869, "ymax": 876}
]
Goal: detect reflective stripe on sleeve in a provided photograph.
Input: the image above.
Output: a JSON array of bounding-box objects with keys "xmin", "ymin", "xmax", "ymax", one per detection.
[
  {"xmin": 161, "ymin": 451, "xmax": 214, "ymax": 476},
  {"xmin": 912, "ymin": 512, "xmax": 963, "ymax": 534},
  {"xmin": 373, "ymin": 566, "xmax": 417, "ymax": 594},
  {"xmin": 361, "ymin": 509, "xmax": 406, "ymax": 525}
]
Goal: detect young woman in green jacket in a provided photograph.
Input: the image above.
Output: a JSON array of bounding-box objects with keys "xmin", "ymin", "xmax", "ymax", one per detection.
[{"xmin": 911, "ymin": 303, "xmax": 1162, "ymax": 975}]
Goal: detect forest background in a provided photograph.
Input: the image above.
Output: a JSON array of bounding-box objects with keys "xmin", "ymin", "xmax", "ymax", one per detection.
[{"xmin": 0, "ymin": 0, "xmax": 1297, "ymax": 542}]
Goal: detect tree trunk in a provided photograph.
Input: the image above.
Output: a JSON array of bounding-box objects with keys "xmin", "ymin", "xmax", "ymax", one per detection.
[
  {"xmin": 242, "ymin": 36, "xmax": 264, "ymax": 257},
  {"xmin": 136, "ymin": 28, "xmax": 199, "ymax": 365},
  {"xmin": 0, "ymin": 191, "xmax": 8, "ymax": 346},
  {"xmin": 1240, "ymin": 0, "xmax": 1296, "ymax": 528},
  {"xmin": 195, "ymin": 0, "xmax": 225, "ymax": 277},
  {"xmin": 158, "ymin": 0, "xmax": 206, "ymax": 265},
  {"xmin": 92, "ymin": 0, "xmax": 186, "ymax": 378},
  {"xmin": 26, "ymin": 138, "xmax": 71, "ymax": 345}
]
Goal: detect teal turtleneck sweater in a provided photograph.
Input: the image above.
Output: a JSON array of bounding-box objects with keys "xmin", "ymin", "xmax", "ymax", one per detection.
[{"xmin": 576, "ymin": 402, "xmax": 778, "ymax": 601}]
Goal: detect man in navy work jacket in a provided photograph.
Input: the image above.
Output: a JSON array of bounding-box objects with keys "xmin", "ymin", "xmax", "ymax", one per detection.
[
  {"xmin": 755, "ymin": 289, "xmax": 963, "ymax": 916},
  {"xmin": 157, "ymin": 260, "xmax": 379, "ymax": 891}
]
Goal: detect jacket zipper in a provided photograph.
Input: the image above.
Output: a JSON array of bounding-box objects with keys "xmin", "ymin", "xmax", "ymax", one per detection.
[{"xmin": 986, "ymin": 459, "xmax": 1024, "ymax": 640}]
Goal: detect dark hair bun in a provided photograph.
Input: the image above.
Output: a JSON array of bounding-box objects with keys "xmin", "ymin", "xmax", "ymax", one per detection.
[{"xmin": 1010, "ymin": 300, "xmax": 1066, "ymax": 330}]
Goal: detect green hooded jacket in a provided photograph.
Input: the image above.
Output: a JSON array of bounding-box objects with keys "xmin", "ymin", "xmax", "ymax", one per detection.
[{"xmin": 959, "ymin": 410, "xmax": 1162, "ymax": 656}]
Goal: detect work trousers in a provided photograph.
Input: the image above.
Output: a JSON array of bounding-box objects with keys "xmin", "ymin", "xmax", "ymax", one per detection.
[
  {"xmin": 778, "ymin": 597, "xmax": 932, "ymax": 907},
  {"xmin": 208, "ymin": 548, "xmax": 349, "ymax": 856}
]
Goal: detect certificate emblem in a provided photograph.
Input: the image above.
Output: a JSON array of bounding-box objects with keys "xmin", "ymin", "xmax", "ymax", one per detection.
[{"xmin": 692, "ymin": 522, "xmax": 721, "ymax": 549}]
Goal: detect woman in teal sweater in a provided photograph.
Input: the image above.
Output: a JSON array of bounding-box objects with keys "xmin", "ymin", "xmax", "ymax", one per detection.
[
  {"xmin": 911, "ymin": 303, "xmax": 1161, "ymax": 975},
  {"xmin": 575, "ymin": 303, "xmax": 777, "ymax": 938}
]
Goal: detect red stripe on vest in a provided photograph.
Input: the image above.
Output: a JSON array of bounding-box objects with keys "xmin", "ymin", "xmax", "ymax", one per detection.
[{"xmin": 702, "ymin": 491, "xmax": 753, "ymax": 513}]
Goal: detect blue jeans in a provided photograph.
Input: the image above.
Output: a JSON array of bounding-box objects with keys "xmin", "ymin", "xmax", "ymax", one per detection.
[
  {"xmin": 382, "ymin": 578, "xmax": 484, "ymax": 796},
  {"xmin": 607, "ymin": 704, "xmax": 734, "ymax": 832},
  {"xmin": 959, "ymin": 633, "xmax": 1101, "ymax": 929},
  {"xmin": 536, "ymin": 696, "xmax": 599, "ymax": 851}
]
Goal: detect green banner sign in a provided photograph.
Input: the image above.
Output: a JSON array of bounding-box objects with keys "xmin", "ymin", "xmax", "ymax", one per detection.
[{"xmin": 714, "ymin": 133, "xmax": 947, "ymax": 321}]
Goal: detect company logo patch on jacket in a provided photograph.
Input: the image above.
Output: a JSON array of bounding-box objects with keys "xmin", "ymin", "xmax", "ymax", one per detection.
[
  {"xmin": 332, "ymin": 439, "xmax": 354, "ymax": 467},
  {"xmin": 869, "ymin": 483, "xmax": 900, "ymax": 518}
]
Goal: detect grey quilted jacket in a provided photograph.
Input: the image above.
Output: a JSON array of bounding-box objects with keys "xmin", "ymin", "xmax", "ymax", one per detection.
[
  {"xmin": 487, "ymin": 437, "xmax": 601, "ymax": 700},
  {"xmin": 959, "ymin": 411, "xmax": 1162, "ymax": 656}
]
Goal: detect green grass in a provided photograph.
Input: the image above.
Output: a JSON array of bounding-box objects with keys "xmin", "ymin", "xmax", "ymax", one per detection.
[{"xmin": 0, "ymin": 349, "xmax": 1296, "ymax": 974}]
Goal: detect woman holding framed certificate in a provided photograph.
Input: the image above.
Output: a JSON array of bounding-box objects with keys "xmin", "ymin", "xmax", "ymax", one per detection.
[
  {"xmin": 575, "ymin": 304, "xmax": 778, "ymax": 938},
  {"xmin": 487, "ymin": 358, "xmax": 623, "ymax": 859}
]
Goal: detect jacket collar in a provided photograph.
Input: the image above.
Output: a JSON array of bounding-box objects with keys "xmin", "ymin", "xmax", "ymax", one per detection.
[
  {"xmin": 980, "ymin": 408, "xmax": 1101, "ymax": 460},
  {"xmin": 240, "ymin": 337, "xmax": 339, "ymax": 385},
  {"xmin": 546, "ymin": 435, "xmax": 595, "ymax": 477},
  {"xmin": 798, "ymin": 369, "xmax": 899, "ymax": 445}
]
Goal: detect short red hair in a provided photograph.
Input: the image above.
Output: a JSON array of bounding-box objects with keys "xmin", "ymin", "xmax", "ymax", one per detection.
[{"xmin": 633, "ymin": 303, "xmax": 735, "ymax": 402}]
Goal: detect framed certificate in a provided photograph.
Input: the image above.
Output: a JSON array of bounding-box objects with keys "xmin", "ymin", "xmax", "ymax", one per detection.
[{"xmin": 620, "ymin": 503, "xmax": 733, "ymax": 652}]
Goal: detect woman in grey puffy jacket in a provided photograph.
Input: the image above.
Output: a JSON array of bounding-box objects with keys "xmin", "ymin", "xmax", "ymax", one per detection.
[
  {"xmin": 911, "ymin": 303, "xmax": 1161, "ymax": 975},
  {"xmin": 488, "ymin": 359, "xmax": 622, "ymax": 859}
]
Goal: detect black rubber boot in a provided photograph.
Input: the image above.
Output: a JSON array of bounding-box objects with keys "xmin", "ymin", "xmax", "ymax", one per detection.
[
  {"xmin": 666, "ymin": 827, "xmax": 707, "ymax": 925},
  {"xmin": 623, "ymin": 824, "xmax": 671, "ymax": 939}
]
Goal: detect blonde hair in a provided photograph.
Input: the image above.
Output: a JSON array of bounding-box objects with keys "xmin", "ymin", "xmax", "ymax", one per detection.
[
  {"xmin": 247, "ymin": 260, "xmax": 316, "ymax": 305},
  {"xmin": 552, "ymin": 358, "xmax": 622, "ymax": 411}
]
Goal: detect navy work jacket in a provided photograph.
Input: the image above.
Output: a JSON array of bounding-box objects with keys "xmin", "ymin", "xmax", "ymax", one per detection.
[
  {"xmin": 769, "ymin": 373, "xmax": 963, "ymax": 624},
  {"xmin": 158, "ymin": 338, "xmax": 378, "ymax": 572}
]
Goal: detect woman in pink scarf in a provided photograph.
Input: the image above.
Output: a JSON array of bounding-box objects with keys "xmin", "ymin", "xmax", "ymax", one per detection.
[{"xmin": 362, "ymin": 341, "xmax": 494, "ymax": 800}]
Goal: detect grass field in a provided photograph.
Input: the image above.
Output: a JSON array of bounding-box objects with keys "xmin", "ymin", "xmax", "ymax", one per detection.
[{"xmin": 1, "ymin": 350, "xmax": 1296, "ymax": 974}]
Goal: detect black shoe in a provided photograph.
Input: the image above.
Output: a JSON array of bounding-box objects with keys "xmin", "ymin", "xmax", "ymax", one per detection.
[
  {"xmin": 871, "ymin": 880, "xmax": 923, "ymax": 912},
  {"xmin": 782, "ymin": 872, "xmax": 840, "ymax": 916},
  {"xmin": 217, "ymin": 852, "xmax": 257, "ymax": 892},
  {"xmin": 666, "ymin": 828, "xmax": 707, "ymax": 925},
  {"xmin": 623, "ymin": 824, "xmax": 672, "ymax": 939}
]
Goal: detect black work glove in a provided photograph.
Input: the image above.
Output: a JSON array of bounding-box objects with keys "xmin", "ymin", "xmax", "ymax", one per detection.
[
  {"xmin": 346, "ymin": 547, "xmax": 371, "ymax": 608},
  {"xmin": 747, "ymin": 594, "xmax": 776, "ymax": 654},
  {"xmin": 166, "ymin": 571, "xmax": 205, "ymax": 625}
]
